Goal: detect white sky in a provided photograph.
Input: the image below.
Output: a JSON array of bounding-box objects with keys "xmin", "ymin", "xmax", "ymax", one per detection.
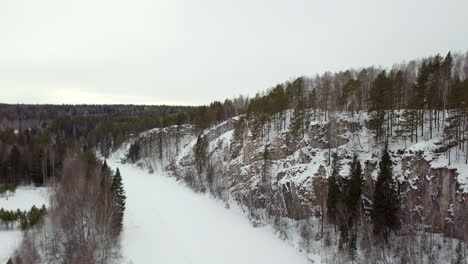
[{"xmin": 1, "ymin": 0, "xmax": 467, "ymax": 105}]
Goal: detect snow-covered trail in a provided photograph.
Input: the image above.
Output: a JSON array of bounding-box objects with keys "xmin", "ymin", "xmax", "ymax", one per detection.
[{"xmin": 107, "ymin": 160, "xmax": 311, "ymax": 264}]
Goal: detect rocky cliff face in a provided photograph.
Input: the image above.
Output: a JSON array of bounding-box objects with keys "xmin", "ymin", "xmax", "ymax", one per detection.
[
  {"xmin": 400, "ymin": 155, "xmax": 468, "ymax": 240},
  {"xmin": 117, "ymin": 111, "xmax": 468, "ymax": 241}
]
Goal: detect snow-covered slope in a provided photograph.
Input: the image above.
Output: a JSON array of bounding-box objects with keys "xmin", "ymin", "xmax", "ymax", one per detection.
[{"xmin": 107, "ymin": 159, "xmax": 318, "ymax": 264}]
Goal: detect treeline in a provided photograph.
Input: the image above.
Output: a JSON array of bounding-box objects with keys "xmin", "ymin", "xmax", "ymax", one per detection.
[
  {"xmin": 0, "ymin": 205, "xmax": 47, "ymax": 231},
  {"xmin": 244, "ymin": 52, "xmax": 468, "ymax": 147},
  {"xmin": 81, "ymin": 97, "xmax": 247, "ymax": 157},
  {"xmin": 2, "ymin": 98, "xmax": 248, "ymax": 158},
  {"xmin": 0, "ymin": 127, "xmax": 73, "ymax": 186},
  {"xmin": 51, "ymin": 105, "xmax": 195, "ymax": 157},
  {"xmin": 0, "ymin": 104, "xmax": 191, "ymax": 124}
]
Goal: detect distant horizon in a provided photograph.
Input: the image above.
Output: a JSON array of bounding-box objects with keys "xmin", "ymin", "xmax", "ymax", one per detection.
[
  {"xmin": 2, "ymin": 0, "xmax": 468, "ymax": 105},
  {"xmin": 1, "ymin": 50, "xmax": 465, "ymax": 106}
]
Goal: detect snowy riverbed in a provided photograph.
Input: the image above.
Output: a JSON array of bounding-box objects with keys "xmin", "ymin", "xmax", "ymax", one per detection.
[
  {"xmin": 0, "ymin": 186, "xmax": 49, "ymax": 262},
  {"xmin": 107, "ymin": 160, "xmax": 314, "ymax": 264}
]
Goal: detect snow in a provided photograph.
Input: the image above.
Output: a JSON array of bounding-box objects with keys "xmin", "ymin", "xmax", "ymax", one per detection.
[
  {"xmin": 431, "ymin": 152, "xmax": 468, "ymax": 192},
  {"xmin": 0, "ymin": 186, "xmax": 49, "ymax": 262},
  {"xmin": 107, "ymin": 160, "xmax": 313, "ymax": 264},
  {"xmin": 0, "ymin": 230, "xmax": 21, "ymax": 264},
  {"xmin": 403, "ymin": 140, "xmax": 438, "ymax": 161},
  {"xmin": 218, "ymin": 129, "xmax": 234, "ymax": 143},
  {"xmin": 0, "ymin": 186, "xmax": 48, "ymax": 210}
]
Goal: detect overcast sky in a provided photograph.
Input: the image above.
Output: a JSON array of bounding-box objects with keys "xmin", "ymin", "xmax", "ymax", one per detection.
[{"xmin": 1, "ymin": 0, "xmax": 467, "ymax": 105}]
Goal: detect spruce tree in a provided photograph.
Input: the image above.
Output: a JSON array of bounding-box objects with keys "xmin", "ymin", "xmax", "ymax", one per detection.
[
  {"xmin": 346, "ymin": 155, "xmax": 363, "ymax": 224},
  {"xmin": 326, "ymin": 152, "xmax": 341, "ymax": 224},
  {"xmin": 111, "ymin": 168, "xmax": 126, "ymax": 235},
  {"xmin": 194, "ymin": 135, "xmax": 208, "ymax": 173},
  {"xmin": 372, "ymin": 145, "xmax": 399, "ymax": 243}
]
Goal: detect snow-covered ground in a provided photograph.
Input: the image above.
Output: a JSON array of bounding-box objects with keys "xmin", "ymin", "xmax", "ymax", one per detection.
[
  {"xmin": 0, "ymin": 230, "xmax": 21, "ymax": 264},
  {"xmin": 107, "ymin": 160, "xmax": 315, "ymax": 264},
  {"xmin": 0, "ymin": 186, "xmax": 49, "ymax": 262},
  {"xmin": 0, "ymin": 186, "xmax": 48, "ymax": 210}
]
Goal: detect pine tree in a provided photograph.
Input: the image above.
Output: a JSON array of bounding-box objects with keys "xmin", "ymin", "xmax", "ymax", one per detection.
[
  {"xmin": 326, "ymin": 152, "xmax": 341, "ymax": 224},
  {"xmin": 372, "ymin": 145, "xmax": 400, "ymax": 243},
  {"xmin": 369, "ymin": 71, "xmax": 393, "ymax": 143},
  {"xmin": 111, "ymin": 168, "xmax": 126, "ymax": 235},
  {"xmin": 289, "ymin": 77, "xmax": 306, "ymax": 138}
]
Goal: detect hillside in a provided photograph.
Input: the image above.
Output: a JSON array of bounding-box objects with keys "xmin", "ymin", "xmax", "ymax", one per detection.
[{"xmin": 115, "ymin": 109, "xmax": 468, "ymax": 263}]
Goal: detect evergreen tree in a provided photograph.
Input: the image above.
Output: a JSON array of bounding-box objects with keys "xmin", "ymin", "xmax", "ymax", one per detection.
[
  {"xmin": 111, "ymin": 168, "xmax": 126, "ymax": 235},
  {"xmin": 261, "ymin": 145, "xmax": 270, "ymax": 184},
  {"xmin": 289, "ymin": 77, "xmax": 306, "ymax": 138},
  {"xmin": 326, "ymin": 152, "xmax": 341, "ymax": 224},
  {"xmin": 372, "ymin": 145, "xmax": 400, "ymax": 243},
  {"xmin": 442, "ymin": 52, "xmax": 454, "ymax": 114},
  {"xmin": 194, "ymin": 135, "xmax": 209, "ymax": 173},
  {"xmin": 346, "ymin": 155, "xmax": 363, "ymax": 223},
  {"xmin": 369, "ymin": 70, "xmax": 393, "ymax": 143}
]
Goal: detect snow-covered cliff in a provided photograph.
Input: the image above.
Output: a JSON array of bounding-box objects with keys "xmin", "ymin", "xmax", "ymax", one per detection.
[{"xmin": 112, "ymin": 110, "xmax": 468, "ymax": 262}]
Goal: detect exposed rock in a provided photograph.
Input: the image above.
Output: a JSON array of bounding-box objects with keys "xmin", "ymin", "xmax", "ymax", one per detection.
[{"xmin": 119, "ymin": 112, "xmax": 468, "ymax": 241}]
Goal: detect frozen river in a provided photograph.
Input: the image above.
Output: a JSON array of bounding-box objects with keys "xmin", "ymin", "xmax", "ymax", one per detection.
[{"xmin": 108, "ymin": 160, "xmax": 312, "ymax": 264}]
